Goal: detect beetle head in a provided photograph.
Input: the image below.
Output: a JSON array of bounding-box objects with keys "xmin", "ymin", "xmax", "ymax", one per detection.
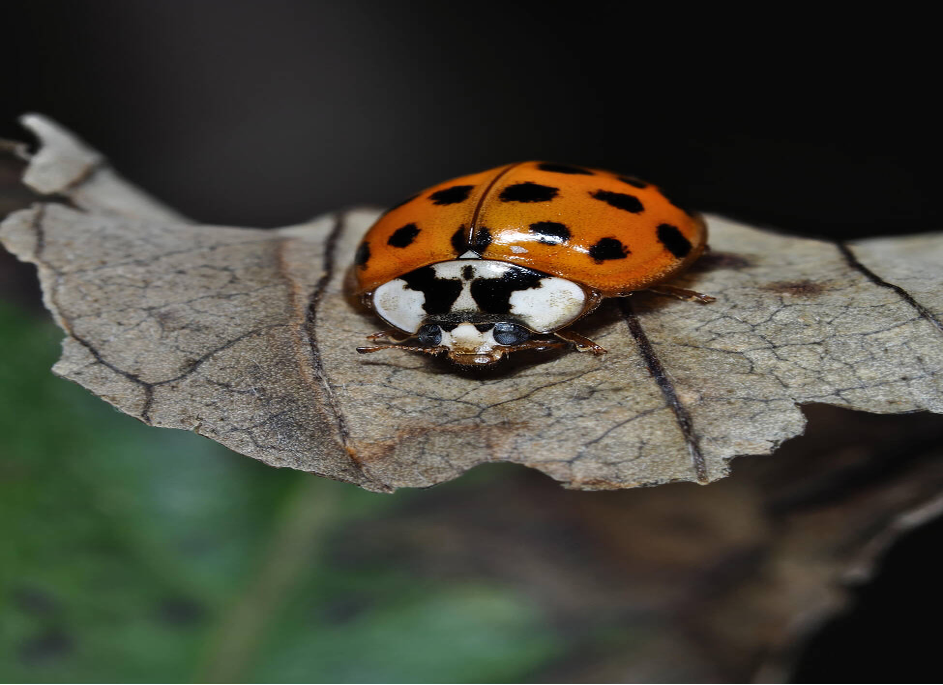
[{"xmin": 357, "ymin": 320, "xmax": 563, "ymax": 366}]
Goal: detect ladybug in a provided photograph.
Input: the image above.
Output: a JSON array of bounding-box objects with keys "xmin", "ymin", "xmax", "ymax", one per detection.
[{"xmin": 351, "ymin": 161, "xmax": 712, "ymax": 366}]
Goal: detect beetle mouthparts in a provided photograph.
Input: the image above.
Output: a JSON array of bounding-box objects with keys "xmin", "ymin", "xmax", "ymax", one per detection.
[{"xmin": 448, "ymin": 352, "xmax": 501, "ymax": 366}]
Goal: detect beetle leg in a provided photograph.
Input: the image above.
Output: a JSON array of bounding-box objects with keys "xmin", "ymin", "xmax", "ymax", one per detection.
[
  {"xmin": 499, "ymin": 339, "xmax": 569, "ymax": 354},
  {"xmin": 553, "ymin": 329, "xmax": 607, "ymax": 355},
  {"xmin": 357, "ymin": 343, "xmax": 445, "ymax": 355},
  {"xmin": 365, "ymin": 329, "xmax": 411, "ymax": 342},
  {"xmin": 646, "ymin": 285, "xmax": 715, "ymax": 304}
]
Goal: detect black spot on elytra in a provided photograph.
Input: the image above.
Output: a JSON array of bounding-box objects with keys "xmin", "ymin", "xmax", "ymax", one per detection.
[
  {"xmin": 657, "ymin": 223, "xmax": 692, "ymax": 258},
  {"xmin": 438, "ymin": 322, "xmax": 459, "ymax": 332},
  {"xmin": 355, "ymin": 241, "xmax": 371, "ymax": 269},
  {"xmin": 451, "ymin": 226, "xmax": 467, "ymax": 253},
  {"xmin": 474, "ymin": 323, "xmax": 494, "ymax": 332},
  {"xmin": 499, "ymin": 182, "xmax": 558, "ymax": 203},
  {"xmin": 618, "ymin": 175, "xmax": 648, "ymax": 189},
  {"xmin": 537, "ymin": 162, "xmax": 593, "ymax": 175},
  {"xmin": 470, "ymin": 227, "xmax": 492, "ymax": 253},
  {"xmin": 462, "ymin": 264, "xmax": 475, "ymax": 280},
  {"xmin": 590, "ymin": 189, "xmax": 644, "ymax": 213},
  {"xmin": 529, "ymin": 221, "xmax": 571, "ymax": 245},
  {"xmin": 429, "ymin": 185, "xmax": 473, "ymax": 205},
  {"xmin": 387, "ymin": 223, "xmax": 420, "ymax": 248},
  {"xmin": 450, "ymin": 225, "xmax": 491, "ymax": 254},
  {"xmin": 400, "ymin": 266, "xmax": 463, "ymax": 315},
  {"xmin": 470, "ymin": 266, "xmax": 544, "ymax": 314},
  {"xmin": 589, "ymin": 237, "xmax": 629, "ymax": 262},
  {"xmin": 382, "ymin": 193, "xmax": 419, "ymax": 215}
]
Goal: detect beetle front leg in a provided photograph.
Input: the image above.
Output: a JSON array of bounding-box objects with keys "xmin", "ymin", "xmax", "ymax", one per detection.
[
  {"xmin": 646, "ymin": 284, "xmax": 715, "ymax": 304},
  {"xmin": 366, "ymin": 329, "xmax": 411, "ymax": 342},
  {"xmin": 553, "ymin": 329, "xmax": 607, "ymax": 355}
]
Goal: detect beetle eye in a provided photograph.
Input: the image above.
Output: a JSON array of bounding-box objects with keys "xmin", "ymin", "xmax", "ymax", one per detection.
[
  {"xmin": 493, "ymin": 322, "xmax": 531, "ymax": 346},
  {"xmin": 417, "ymin": 324, "xmax": 442, "ymax": 346}
]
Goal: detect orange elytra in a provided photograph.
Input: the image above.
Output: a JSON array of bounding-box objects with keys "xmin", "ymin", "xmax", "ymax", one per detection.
[{"xmin": 351, "ymin": 161, "xmax": 711, "ymax": 366}]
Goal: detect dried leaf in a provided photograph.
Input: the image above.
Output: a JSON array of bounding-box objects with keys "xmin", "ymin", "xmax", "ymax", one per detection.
[
  {"xmin": 2, "ymin": 115, "xmax": 942, "ymax": 492},
  {"xmin": 336, "ymin": 407, "xmax": 943, "ymax": 682}
]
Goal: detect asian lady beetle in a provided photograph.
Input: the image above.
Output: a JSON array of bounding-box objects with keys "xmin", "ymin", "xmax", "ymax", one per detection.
[{"xmin": 351, "ymin": 161, "xmax": 712, "ymax": 366}]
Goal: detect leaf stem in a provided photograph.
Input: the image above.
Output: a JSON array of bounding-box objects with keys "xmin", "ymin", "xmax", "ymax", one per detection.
[{"xmin": 197, "ymin": 475, "xmax": 342, "ymax": 682}]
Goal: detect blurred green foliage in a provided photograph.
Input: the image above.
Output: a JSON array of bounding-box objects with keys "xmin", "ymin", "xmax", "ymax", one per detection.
[{"xmin": 0, "ymin": 302, "xmax": 559, "ymax": 683}]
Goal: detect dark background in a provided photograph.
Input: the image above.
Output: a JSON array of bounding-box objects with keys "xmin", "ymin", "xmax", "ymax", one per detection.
[
  {"xmin": 4, "ymin": 1, "xmax": 938, "ymax": 238},
  {"xmin": 2, "ymin": 1, "xmax": 940, "ymax": 682}
]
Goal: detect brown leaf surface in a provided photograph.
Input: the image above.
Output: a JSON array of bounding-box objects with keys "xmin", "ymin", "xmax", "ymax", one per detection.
[
  {"xmin": 344, "ymin": 407, "xmax": 943, "ymax": 682},
  {"xmin": 2, "ymin": 115, "xmax": 942, "ymax": 492}
]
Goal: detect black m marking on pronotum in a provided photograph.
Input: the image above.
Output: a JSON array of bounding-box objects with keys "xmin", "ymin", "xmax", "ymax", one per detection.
[
  {"xmin": 400, "ymin": 266, "xmax": 464, "ymax": 315},
  {"xmin": 470, "ymin": 266, "xmax": 544, "ymax": 314}
]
